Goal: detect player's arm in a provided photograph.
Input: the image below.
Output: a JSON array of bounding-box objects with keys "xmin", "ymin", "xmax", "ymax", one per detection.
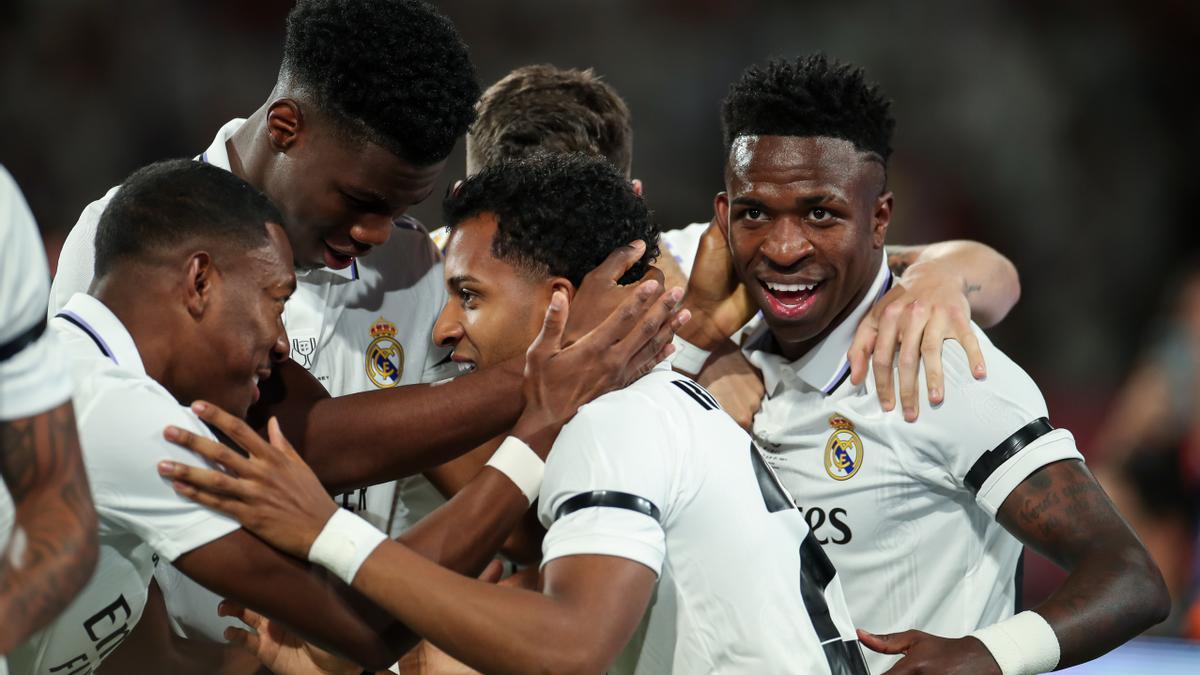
[
  {"xmin": 0, "ymin": 401, "xmax": 99, "ymax": 654},
  {"xmin": 848, "ymin": 240, "xmax": 1021, "ymax": 422},
  {"xmin": 259, "ymin": 242, "xmax": 671, "ymax": 493}
]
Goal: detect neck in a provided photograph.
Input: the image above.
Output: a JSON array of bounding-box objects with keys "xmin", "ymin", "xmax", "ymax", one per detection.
[
  {"xmin": 91, "ymin": 274, "xmax": 179, "ymax": 390},
  {"xmin": 226, "ymin": 103, "xmax": 271, "ymax": 187}
]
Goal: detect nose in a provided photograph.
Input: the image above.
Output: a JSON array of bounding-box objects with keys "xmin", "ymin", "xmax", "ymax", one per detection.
[
  {"xmin": 350, "ymin": 214, "xmax": 395, "ymax": 248},
  {"xmin": 432, "ymin": 303, "xmax": 463, "ymax": 349},
  {"xmin": 760, "ymin": 217, "xmax": 813, "ymax": 271},
  {"xmin": 272, "ymin": 317, "xmax": 290, "ymax": 362}
]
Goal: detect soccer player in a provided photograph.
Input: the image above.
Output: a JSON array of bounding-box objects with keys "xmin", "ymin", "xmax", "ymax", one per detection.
[
  {"xmin": 680, "ymin": 54, "xmax": 1169, "ymax": 673},
  {"xmin": 45, "ymin": 0, "xmax": 666, "ymax": 647},
  {"xmin": 159, "ymin": 152, "xmax": 870, "ymax": 675},
  {"xmin": 461, "ymin": 64, "xmax": 1022, "ymax": 427},
  {"xmin": 20, "ymin": 158, "xmax": 679, "ymax": 674},
  {"xmin": 0, "ymin": 167, "xmax": 98, "ymax": 675}
]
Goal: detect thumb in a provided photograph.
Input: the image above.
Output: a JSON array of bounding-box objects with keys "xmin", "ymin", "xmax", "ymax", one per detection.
[
  {"xmin": 527, "ymin": 291, "xmax": 569, "ymax": 365},
  {"xmin": 857, "ymin": 628, "xmax": 918, "ymax": 655},
  {"xmin": 478, "ymin": 559, "xmax": 505, "ymax": 584},
  {"xmin": 592, "ymin": 240, "xmax": 647, "ymax": 285},
  {"xmin": 266, "ymin": 417, "xmax": 299, "ymax": 460}
]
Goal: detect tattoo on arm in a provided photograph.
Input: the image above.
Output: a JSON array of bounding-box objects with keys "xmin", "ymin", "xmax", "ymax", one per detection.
[
  {"xmin": 997, "ymin": 459, "xmax": 1168, "ymax": 667},
  {"xmin": 0, "ymin": 403, "xmax": 99, "ymax": 653},
  {"xmin": 963, "ymin": 280, "xmax": 983, "ymax": 298}
]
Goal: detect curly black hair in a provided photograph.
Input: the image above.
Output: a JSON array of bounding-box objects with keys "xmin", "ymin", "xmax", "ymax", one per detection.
[
  {"xmin": 722, "ymin": 54, "xmax": 895, "ymax": 163},
  {"xmin": 443, "ymin": 152, "xmax": 659, "ymax": 287},
  {"xmin": 281, "ymin": 0, "xmax": 480, "ymax": 166},
  {"xmin": 95, "ymin": 159, "xmax": 281, "ymax": 277}
]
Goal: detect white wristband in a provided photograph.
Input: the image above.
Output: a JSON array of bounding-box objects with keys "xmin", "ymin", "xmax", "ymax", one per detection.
[
  {"xmin": 306, "ymin": 509, "xmax": 388, "ymax": 586},
  {"xmin": 969, "ymin": 610, "xmax": 1061, "ymax": 675},
  {"xmin": 486, "ymin": 435, "xmax": 545, "ymax": 504},
  {"xmin": 670, "ymin": 334, "xmax": 711, "ymax": 375}
]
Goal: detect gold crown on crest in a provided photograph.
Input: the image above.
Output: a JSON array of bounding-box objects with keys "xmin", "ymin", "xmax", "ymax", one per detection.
[
  {"xmin": 369, "ymin": 317, "xmax": 397, "ymax": 339},
  {"xmin": 828, "ymin": 414, "xmax": 855, "ymax": 431}
]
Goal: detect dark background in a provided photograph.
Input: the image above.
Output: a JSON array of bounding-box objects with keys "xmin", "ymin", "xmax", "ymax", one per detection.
[{"xmin": 4, "ymin": 0, "xmax": 1199, "ymax": 643}]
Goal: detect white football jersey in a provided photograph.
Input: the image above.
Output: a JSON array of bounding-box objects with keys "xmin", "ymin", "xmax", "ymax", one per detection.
[
  {"xmin": 8, "ymin": 294, "xmax": 241, "ymax": 674},
  {"xmin": 538, "ymin": 365, "xmax": 869, "ymax": 674},
  {"xmin": 744, "ymin": 259, "xmax": 1083, "ymax": 673},
  {"xmin": 47, "ymin": 118, "xmax": 457, "ymax": 642}
]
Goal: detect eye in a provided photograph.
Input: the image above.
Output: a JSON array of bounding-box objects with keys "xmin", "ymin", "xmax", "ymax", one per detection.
[
  {"xmin": 458, "ymin": 288, "xmax": 479, "ymax": 308},
  {"xmin": 811, "ymin": 207, "xmax": 829, "ymax": 220}
]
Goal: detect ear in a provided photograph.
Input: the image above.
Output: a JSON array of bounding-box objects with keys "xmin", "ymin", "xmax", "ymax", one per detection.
[
  {"xmin": 714, "ymin": 191, "xmax": 731, "ymax": 242},
  {"xmin": 265, "ymin": 99, "xmax": 304, "ymax": 153},
  {"xmin": 872, "ymin": 191, "xmax": 893, "ymax": 249},
  {"xmin": 183, "ymin": 252, "xmax": 217, "ymax": 318},
  {"xmin": 630, "ymin": 179, "xmax": 644, "ymax": 196},
  {"xmin": 451, "ymin": 179, "xmax": 465, "ymax": 198},
  {"xmin": 548, "ymin": 277, "xmax": 576, "ymax": 304}
]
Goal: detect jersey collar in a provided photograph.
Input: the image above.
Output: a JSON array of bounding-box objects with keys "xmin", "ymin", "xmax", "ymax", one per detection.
[
  {"xmin": 197, "ymin": 118, "xmax": 358, "ymax": 282},
  {"xmin": 745, "ymin": 258, "xmax": 892, "ymax": 397},
  {"xmin": 56, "ymin": 293, "xmax": 146, "ymax": 375}
]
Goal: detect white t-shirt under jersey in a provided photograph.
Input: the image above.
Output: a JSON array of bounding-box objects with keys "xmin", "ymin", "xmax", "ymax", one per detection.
[
  {"xmin": 47, "ymin": 118, "xmax": 458, "ymax": 642},
  {"xmin": 744, "ymin": 259, "xmax": 1083, "ymax": 673},
  {"xmin": 538, "ymin": 365, "xmax": 869, "ymax": 674},
  {"xmin": 7, "ymin": 294, "xmax": 241, "ymax": 674}
]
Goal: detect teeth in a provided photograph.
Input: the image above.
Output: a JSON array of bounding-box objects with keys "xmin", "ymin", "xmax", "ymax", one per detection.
[{"xmin": 764, "ymin": 281, "xmax": 817, "ymax": 293}]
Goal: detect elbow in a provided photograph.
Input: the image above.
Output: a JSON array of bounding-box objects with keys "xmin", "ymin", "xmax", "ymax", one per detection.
[
  {"xmin": 539, "ymin": 642, "xmax": 611, "ymax": 675},
  {"xmin": 1138, "ymin": 555, "xmax": 1172, "ymax": 628}
]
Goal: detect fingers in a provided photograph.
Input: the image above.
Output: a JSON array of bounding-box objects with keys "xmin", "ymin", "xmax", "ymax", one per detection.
[
  {"xmin": 627, "ymin": 306, "xmax": 690, "ymax": 381},
  {"xmin": 478, "ymin": 559, "xmax": 504, "ymax": 584},
  {"xmin": 920, "ymin": 313, "xmax": 948, "ymax": 407},
  {"xmin": 224, "ymin": 626, "xmax": 262, "ymax": 655},
  {"xmin": 954, "ymin": 315, "xmax": 988, "ymax": 380},
  {"xmin": 266, "ymin": 416, "xmax": 301, "ymax": 461},
  {"xmin": 586, "ymin": 240, "xmax": 647, "ymax": 286},
  {"xmin": 614, "ymin": 285, "xmax": 684, "ymax": 360},
  {"xmin": 857, "ymin": 628, "xmax": 919, "ymax": 655},
  {"xmin": 162, "ymin": 424, "xmax": 254, "ymax": 476},
  {"xmin": 162, "ymin": 472, "xmax": 246, "ymax": 518},
  {"xmin": 189, "ymin": 401, "xmax": 276, "ymax": 461},
  {"xmin": 526, "ymin": 290, "xmax": 569, "ymax": 370},
  {"xmin": 848, "ymin": 312, "xmax": 878, "ymax": 386},
  {"xmin": 871, "ymin": 298, "xmax": 903, "ymax": 412},
  {"xmin": 896, "ymin": 302, "xmax": 930, "ymax": 422}
]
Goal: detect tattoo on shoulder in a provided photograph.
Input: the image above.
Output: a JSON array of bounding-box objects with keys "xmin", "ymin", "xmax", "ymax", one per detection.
[
  {"xmin": 1001, "ymin": 459, "xmax": 1114, "ymax": 564},
  {"xmin": 963, "ymin": 280, "xmax": 983, "ymax": 297}
]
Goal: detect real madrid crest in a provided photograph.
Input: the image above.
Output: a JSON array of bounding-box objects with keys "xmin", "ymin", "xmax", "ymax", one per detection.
[
  {"xmin": 824, "ymin": 413, "xmax": 864, "ymax": 481},
  {"xmin": 365, "ymin": 317, "xmax": 404, "ymax": 388}
]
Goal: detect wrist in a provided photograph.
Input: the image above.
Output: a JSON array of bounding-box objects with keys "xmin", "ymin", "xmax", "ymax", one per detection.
[
  {"xmin": 306, "ymin": 509, "xmax": 389, "ymax": 585},
  {"xmin": 675, "ymin": 307, "xmax": 730, "ymax": 350},
  {"xmin": 511, "ymin": 412, "xmax": 565, "ymax": 460},
  {"xmin": 968, "ymin": 610, "xmax": 1060, "ymax": 675},
  {"xmin": 485, "ymin": 436, "xmax": 545, "ymax": 504}
]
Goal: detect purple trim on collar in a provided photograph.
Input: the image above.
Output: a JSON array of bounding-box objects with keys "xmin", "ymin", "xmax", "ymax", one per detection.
[
  {"xmin": 56, "ymin": 310, "xmax": 118, "ymax": 364},
  {"xmin": 351, "ymin": 259, "xmax": 360, "ymax": 281},
  {"xmin": 200, "ymin": 151, "xmax": 209, "ymax": 164}
]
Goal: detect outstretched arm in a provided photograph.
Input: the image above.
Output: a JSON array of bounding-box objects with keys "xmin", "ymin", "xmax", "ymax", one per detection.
[
  {"xmin": 884, "ymin": 241, "xmax": 1020, "ymax": 329},
  {"xmin": 0, "ymin": 401, "xmax": 99, "ymax": 654}
]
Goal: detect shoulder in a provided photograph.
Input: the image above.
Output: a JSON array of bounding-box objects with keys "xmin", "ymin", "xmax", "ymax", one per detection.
[{"xmin": 356, "ymin": 218, "xmax": 443, "ymax": 287}]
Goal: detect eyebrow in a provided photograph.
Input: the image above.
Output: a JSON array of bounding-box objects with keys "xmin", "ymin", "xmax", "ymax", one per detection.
[
  {"xmin": 730, "ymin": 196, "xmax": 768, "ymax": 209},
  {"xmin": 447, "ymin": 274, "xmax": 480, "ymax": 289}
]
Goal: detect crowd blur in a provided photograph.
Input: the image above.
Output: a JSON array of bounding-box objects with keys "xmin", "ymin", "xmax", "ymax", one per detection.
[{"xmin": 3, "ymin": 0, "xmax": 1198, "ymax": 640}]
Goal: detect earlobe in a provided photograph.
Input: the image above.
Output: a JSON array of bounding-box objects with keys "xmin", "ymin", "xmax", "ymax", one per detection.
[
  {"xmin": 631, "ymin": 179, "xmax": 644, "ymax": 197},
  {"xmin": 714, "ymin": 192, "xmax": 732, "ymax": 239},
  {"xmin": 265, "ymin": 99, "xmax": 304, "ymax": 152},
  {"xmin": 550, "ymin": 278, "xmax": 576, "ymax": 304}
]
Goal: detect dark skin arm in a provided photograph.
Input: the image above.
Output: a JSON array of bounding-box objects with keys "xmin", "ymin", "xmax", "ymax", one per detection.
[
  {"xmin": 0, "ymin": 401, "xmax": 99, "ymax": 654},
  {"xmin": 254, "ymin": 243, "xmax": 661, "ymax": 494},
  {"xmin": 860, "ymin": 459, "xmax": 1170, "ymax": 673}
]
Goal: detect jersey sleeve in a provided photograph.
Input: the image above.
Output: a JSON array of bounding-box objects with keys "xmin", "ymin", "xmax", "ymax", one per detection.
[
  {"xmin": 47, "ymin": 185, "xmax": 115, "ymax": 316},
  {"xmin": 0, "ymin": 167, "xmax": 73, "ymax": 420},
  {"xmin": 905, "ymin": 327, "xmax": 1084, "ymax": 517},
  {"xmin": 536, "ymin": 392, "xmax": 675, "ymax": 575},
  {"xmin": 81, "ymin": 382, "xmax": 240, "ymax": 561}
]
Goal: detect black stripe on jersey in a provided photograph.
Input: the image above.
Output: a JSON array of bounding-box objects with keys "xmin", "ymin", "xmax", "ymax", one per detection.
[
  {"xmin": 800, "ymin": 533, "xmax": 870, "ymax": 674},
  {"xmin": 965, "ymin": 417, "xmax": 1055, "ymax": 494},
  {"xmin": 670, "ymin": 379, "xmax": 719, "ymax": 411},
  {"xmin": 55, "ymin": 312, "xmax": 113, "ymax": 360},
  {"xmin": 554, "ymin": 490, "xmax": 661, "ymax": 523},
  {"xmin": 749, "ymin": 442, "xmax": 793, "ymax": 513},
  {"xmin": 0, "ymin": 316, "xmax": 46, "ymax": 362}
]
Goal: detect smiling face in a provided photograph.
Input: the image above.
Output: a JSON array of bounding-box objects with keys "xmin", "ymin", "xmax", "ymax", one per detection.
[
  {"xmin": 258, "ymin": 109, "xmax": 446, "ymax": 271},
  {"xmin": 432, "ymin": 213, "xmax": 562, "ymax": 371},
  {"xmin": 182, "ymin": 222, "xmax": 297, "ymax": 417},
  {"xmin": 719, "ymin": 135, "xmax": 891, "ymax": 359}
]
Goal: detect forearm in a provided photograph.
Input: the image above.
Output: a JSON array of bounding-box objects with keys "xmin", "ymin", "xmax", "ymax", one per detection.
[
  {"xmin": 889, "ymin": 241, "xmax": 1020, "ymax": 328},
  {"xmin": 353, "ymin": 542, "xmax": 590, "ymax": 675},
  {"xmin": 302, "ymin": 357, "xmax": 525, "ymax": 492},
  {"xmin": 0, "ymin": 405, "xmax": 99, "ymax": 653},
  {"xmin": 396, "ymin": 468, "xmax": 531, "ymax": 576}
]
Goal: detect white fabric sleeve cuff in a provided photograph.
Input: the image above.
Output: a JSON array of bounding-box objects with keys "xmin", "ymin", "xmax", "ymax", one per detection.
[
  {"xmin": 486, "ymin": 435, "xmax": 545, "ymax": 505},
  {"xmin": 969, "ymin": 610, "xmax": 1060, "ymax": 675},
  {"xmin": 669, "ymin": 334, "xmax": 711, "ymax": 375},
  {"xmin": 976, "ymin": 429, "xmax": 1083, "ymax": 517},
  {"xmin": 306, "ymin": 509, "xmax": 388, "ymax": 585},
  {"xmin": 0, "ymin": 328, "xmax": 72, "ymax": 421}
]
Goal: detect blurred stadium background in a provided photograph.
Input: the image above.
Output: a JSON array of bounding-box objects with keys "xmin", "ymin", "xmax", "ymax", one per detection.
[{"xmin": 3, "ymin": 0, "xmax": 1198, "ymax": 670}]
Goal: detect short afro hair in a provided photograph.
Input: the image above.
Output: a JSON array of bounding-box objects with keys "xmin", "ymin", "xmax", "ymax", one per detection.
[
  {"xmin": 468, "ymin": 65, "xmax": 633, "ymax": 176},
  {"xmin": 281, "ymin": 0, "xmax": 480, "ymax": 166},
  {"xmin": 443, "ymin": 152, "xmax": 658, "ymax": 287},
  {"xmin": 722, "ymin": 54, "xmax": 895, "ymax": 163},
  {"xmin": 95, "ymin": 159, "xmax": 281, "ymax": 277}
]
